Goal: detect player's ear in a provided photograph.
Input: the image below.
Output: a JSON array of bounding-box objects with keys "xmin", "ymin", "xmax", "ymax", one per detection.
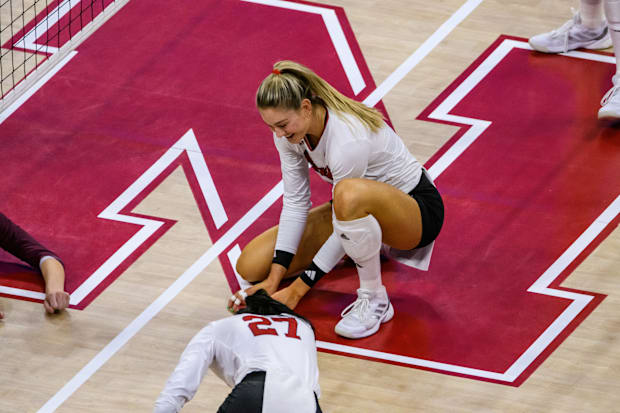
[{"xmin": 300, "ymin": 98, "xmax": 312, "ymax": 117}]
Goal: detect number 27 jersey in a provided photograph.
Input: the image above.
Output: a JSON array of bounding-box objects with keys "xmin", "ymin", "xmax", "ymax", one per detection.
[{"xmin": 155, "ymin": 313, "xmax": 320, "ymax": 411}]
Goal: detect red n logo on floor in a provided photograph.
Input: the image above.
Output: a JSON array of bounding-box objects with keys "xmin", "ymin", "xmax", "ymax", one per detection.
[{"xmin": 0, "ymin": 0, "xmax": 616, "ymax": 386}]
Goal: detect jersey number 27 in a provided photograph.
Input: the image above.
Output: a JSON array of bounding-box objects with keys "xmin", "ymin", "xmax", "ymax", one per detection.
[{"xmin": 242, "ymin": 315, "xmax": 301, "ymax": 340}]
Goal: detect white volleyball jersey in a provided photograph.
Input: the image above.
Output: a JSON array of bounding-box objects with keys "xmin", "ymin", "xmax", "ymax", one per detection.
[
  {"xmin": 273, "ymin": 108, "xmax": 423, "ymax": 270},
  {"xmin": 154, "ymin": 313, "xmax": 320, "ymax": 413}
]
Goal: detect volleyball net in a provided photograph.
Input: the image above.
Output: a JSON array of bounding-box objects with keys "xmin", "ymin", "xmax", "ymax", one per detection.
[{"xmin": 0, "ymin": 0, "xmax": 125, "ymax": 112}]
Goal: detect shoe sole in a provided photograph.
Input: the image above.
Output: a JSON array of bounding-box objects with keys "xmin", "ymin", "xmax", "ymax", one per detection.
[
  {"xmin": 528, "ymin": 37, "xmax": 612, "ymax": 54},
  {"xmin": 598, "ymin": 110, "xmax": 620, "ymax": 120},
  {"xmin": 334, "ymin": 302, "xmax": 394, "ymax": 339}
]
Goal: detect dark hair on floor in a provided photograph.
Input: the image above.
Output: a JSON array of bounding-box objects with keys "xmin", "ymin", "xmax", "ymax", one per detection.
[{"xmin": 237, "ymin": 289, "xmax": 315, "ymax": 334}]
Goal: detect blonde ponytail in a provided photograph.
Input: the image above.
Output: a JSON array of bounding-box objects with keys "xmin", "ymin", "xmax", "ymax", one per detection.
[{"xmin": 256, "ymin": 60, "xmax": 385, "ymax": 132}]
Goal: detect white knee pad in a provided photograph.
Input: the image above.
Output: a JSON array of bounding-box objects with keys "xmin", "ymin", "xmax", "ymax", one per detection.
[
  {"xmin": 605, "ymin": 0, "xmax": 620, "ymax": 30},
  {"xmin": 332, "ymin": 214, "xmax": 382, "ymax": 263}
]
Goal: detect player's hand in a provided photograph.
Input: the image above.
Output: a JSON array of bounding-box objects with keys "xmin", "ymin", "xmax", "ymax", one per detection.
[
  {"xmin": 227, "ymin": 279, "xmax": 277, "ymax": 313},
  {"xmin": 43, "ymin": 290, "xmax": 70, "ymax": 314},
  {"xmin": 272, "ymin": 278, "xmax": 310, "ymax": 310},
  {"xmin": 227, "ymin": 289, "xmax": 248, "ymax": 313},
  {"xmin": 271, "ymin": 286, "xmax": 302, "ymax": 310}
]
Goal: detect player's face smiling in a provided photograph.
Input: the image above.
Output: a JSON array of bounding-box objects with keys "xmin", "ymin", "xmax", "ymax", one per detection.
[{"xmin": 259, "ymin": 105, "xmax": 310, "ymax": 145}]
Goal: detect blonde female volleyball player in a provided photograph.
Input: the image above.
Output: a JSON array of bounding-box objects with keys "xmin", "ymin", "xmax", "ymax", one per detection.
[
  {"xmin": 228, "ymin": 60, "xmax": 444, "ymax": 339},
  {"xmin": 155, "ymin": 290, "xmax": 321, "ymax": 413}
]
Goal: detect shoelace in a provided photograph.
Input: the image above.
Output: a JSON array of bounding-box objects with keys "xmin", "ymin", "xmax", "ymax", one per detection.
[
  {"xmin": 550, "ymin": 9, "xmax": 579, "ymax": 53},
  {"xmin": 340, "ymin": 294, "xmax": 371, "ymax": 320},
  {"xmin": 601, "ymin": 85, "xmax": 620, "ymax": 106}
]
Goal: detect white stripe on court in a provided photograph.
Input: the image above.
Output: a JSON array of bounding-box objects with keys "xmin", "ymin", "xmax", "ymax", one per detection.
[
  {"xmin": 69, "ymin": 129, "xmax": 228, "ymax": 305},
  {"xmin": 37, "ymin": 181, "xmax": 284, "ymax": 413},
  {"xmin": 1, "ymin": 0, "xmax": 130, "ymax": 115},
  {"xmin": 0, "ymin": 52, "xmax": 77, "ymax": 125},
  {"xmin": 2, "ymin": 128, "xmax": 228, "ymax": 305},
  {"xmin": 419, "ymin": 39, "xmax": 615, "ymax": 381},
  {"xmin": 227, "ymin": 244, "xmax": 253, "ymax": 290},
  {"xmin": 14, "ymin": 0, "xmax": 83, "ymax": 54},
  {"xmin": 0, "ymin": 285, "xmax": 45, "ymax": 301},
  {"xmin": 241, "ymin": 0, "xmax": 366, "ymax": 95},
  {"xmin": 364, "ymin": 0, "xmax": 484, "ymax": 107}
]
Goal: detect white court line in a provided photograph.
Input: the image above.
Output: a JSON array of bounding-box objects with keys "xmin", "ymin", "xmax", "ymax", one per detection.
[
  {"xmin": 420, "ymin": 39, "xmax": 615, "ymax": 382},
  {"xmin": 2, "ymin": 129, "xmax": 228, "ymax": 305},
  {"xmin": 506, "ymin": 194, "xmax": 620, "ymax": 381},
  {"xmin": 13, "ymin": 0, "xmax": 83, "ymax": 54},
  {"xmin": 318, "ymin": 193, "xmax": 619, "ymax": 382},
  {"xmin": 241, "ymin": 0, "xmax": 366, "ymax": 94},
  {"xmin": 1, "ymin": 0, "xmax": 130, "ymax": 114},
  {"xmin": 37, "ymin": 181, "xmax": 284, "ymax": 413},
  {"xmin": 227, "ymin": 244, "xmax": 253, "ymax": 291},
  {"xmin": 69, "ymin": 129, "xmax": 228, "ymax": 304},
  {"xmin": 0, "ymin": 285, "xmax": 45, "ymax": 301},
  {"xmin": 0, "ymin": 51, "xmax": 77, "ymax": 125},
  {"xmin": 426, "ymin": 40, "xmax": 616, "ymax": 180},
  {"xmin": 364, "ymin": 0, "xmax": 484, "ymax": 107}
]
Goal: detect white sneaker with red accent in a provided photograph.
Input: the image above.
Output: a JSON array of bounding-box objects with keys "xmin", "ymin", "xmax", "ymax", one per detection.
[{"xmin": 334, "ymin": 286, "xmax": 394, "ymax": 339}]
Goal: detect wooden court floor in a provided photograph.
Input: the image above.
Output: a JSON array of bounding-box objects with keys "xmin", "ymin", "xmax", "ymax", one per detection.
[{"xmin": 1, "ymin": 0, "xmax": 620, "ymax": 412}]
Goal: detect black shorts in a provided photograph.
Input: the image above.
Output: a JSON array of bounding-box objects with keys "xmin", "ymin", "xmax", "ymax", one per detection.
[
  {"xmin": 217, "ymin": 371, "xmax": 322, "ymax": 413},
  {"xmin": 408, "ymin": 170, "xmax": 444, "ymax": 249}
]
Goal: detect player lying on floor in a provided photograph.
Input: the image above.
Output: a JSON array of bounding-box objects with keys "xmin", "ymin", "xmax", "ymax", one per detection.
[{"xmin": 154, "ymin": 289, "xmax": 322, "ymax": 413}]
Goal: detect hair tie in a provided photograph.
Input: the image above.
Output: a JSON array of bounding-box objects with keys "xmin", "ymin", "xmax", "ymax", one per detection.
[{"xmin": 272, "ymin": 69, "xmax": 281, "ymax": 75}]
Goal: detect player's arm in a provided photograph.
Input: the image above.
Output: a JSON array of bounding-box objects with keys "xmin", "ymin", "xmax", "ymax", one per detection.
[
  {"xmin": 154, "ymin": 325, "xmax": 216, "ymax": 413},
  {"xmin": 40, "ymin": 257, "xmax": 70, "ymax": 313},
  {"xmin": 0, "ymin": 212, "xmax": 70, "ymax": 313},
  {"xmin": 228, "ymin": 137, "xmax": 312, "ymax": 311},
  {"xmin": 269, "ymin": 137, "xmax": 312, "ymax": 285},
  {"xmin": 273, "ymin": 141, "xmax": 371, "ymax": 308},
  {"xmin": 251, "ymin": 138, "xmax": 312, "ymax": 295}
]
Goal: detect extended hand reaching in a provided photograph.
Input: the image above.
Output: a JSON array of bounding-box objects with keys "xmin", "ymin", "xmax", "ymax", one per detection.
[{"xmin": 44, "ymin": 289, "xmax": 70, "ymax": 314}]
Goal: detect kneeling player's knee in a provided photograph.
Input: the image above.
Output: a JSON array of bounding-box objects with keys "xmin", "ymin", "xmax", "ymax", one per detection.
[
  {"xmin": 235, "ymin": 250, "xmax": 266, "ymax": 283},
  {"xmin": 333, "ymin": 179, "xmax": 367, "ymax": 220}
]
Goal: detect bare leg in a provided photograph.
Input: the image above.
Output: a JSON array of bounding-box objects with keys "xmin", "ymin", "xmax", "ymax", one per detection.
[
  {"xmin": 582, "ymin": 0, "xmax": 604, "ymax": 29},
  {"xmin": 236, "ymin": 201, "xmax": 334, "ymax": 283},
  {"xmin": 333, "ymin": 178, "xmax": 423, "ymax": 250},
  {"xmin": 331, "ymin": 178, "xmax": 422, "ymax": 338}
]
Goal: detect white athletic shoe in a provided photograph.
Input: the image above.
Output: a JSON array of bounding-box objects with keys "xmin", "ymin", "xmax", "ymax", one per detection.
[
  {"xmin": 528, "ymin": 12, "xmax": 611, "ymax": 53},
  {"xmin": 334, "ymin": 286, "xmax": 394, "ymax": 339},
  {"xmin": 598, "ymin": 77, "xmax": 620, "ymax": 120}
]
